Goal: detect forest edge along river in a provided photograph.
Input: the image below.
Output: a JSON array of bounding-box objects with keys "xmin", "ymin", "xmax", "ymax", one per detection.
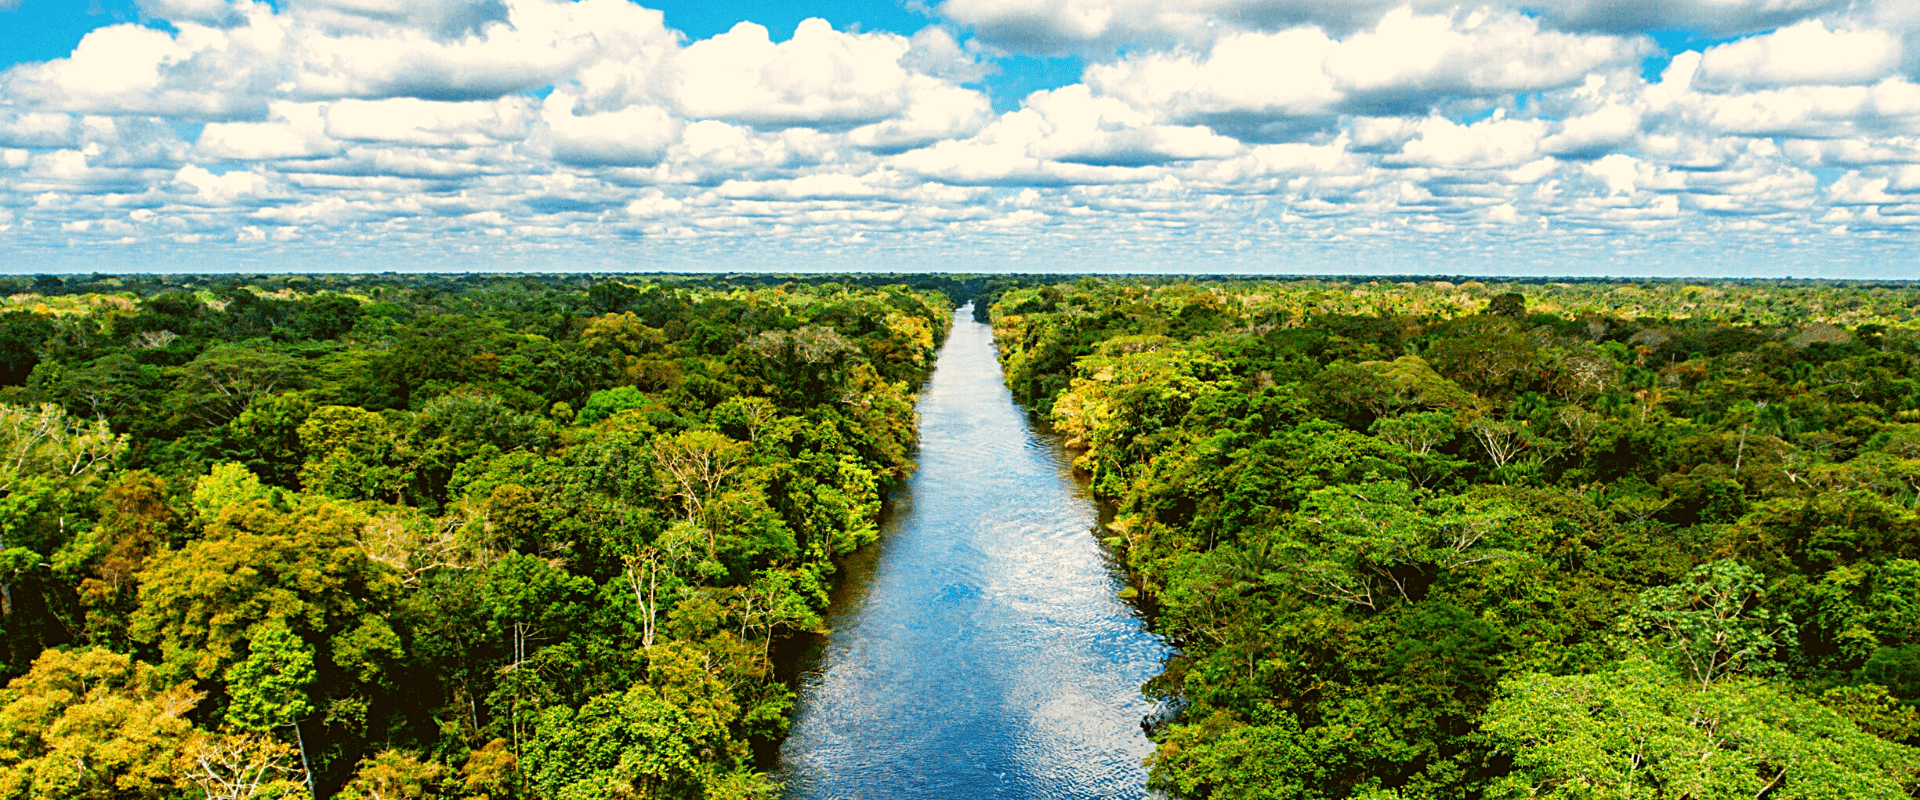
[{"xmin": 774, "ymin": 303, "xmax": 1173, "ymax": 799}]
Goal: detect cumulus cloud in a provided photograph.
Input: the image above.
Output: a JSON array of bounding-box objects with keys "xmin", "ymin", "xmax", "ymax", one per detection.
[
  {"xmin": 173, "ymin": 164, "xmax": 274, "ymax": 204},
  {"xmin": 3, "ymin": 0, "xmax": 1920, "ymax": 271},
  {"xmin": 279, "ymin": 0, "xmax": 513, "ymax": 39},
  {"xmin": 1083, "ymin": 9, "xmax": 1645, "ymax": 140},
  {"xmin": 2, "ymin": 0, "xmax": 672, "ymax": 116},
  {"xmin": 0, "ymin": 112, "xmax": 79, "ymax": 150},
  {"xmin": 1696, "ymin": 20, "xmax": 1901, "ymax": 88},
  {"xmin": 668, "ymin": 19, "xmax": 985, "ymax": 130},
  {"xmin": 1541, "ymin": 103, "xmax": 1642, "ymax": 157},
  {"xmin": 0, "ymin": 21, "xmax": 265, "ymax": 118},
  {"xmin": 537, "ymin": 94, "xmax": 680, "ymax": 167},
  {"xmin": 1530, "ymin": 0, "xmax": 1845, "ymax": 35},
  {"xmin": 937, "ymin": 0, "xmax": 1842, "ymax": 53},
  {"xmin": 1390, "ymin": 112, "xmax": 1549, "ymax": 170},
  {"xmin": 888, "ymin": 84, "xmax": 1240, "ymax": 185},
  {"xmin": 197, "ymin": 102, "xmax": 340, "ymax": 160},
  {"xmin": 135, "ymin": 0, "xmax": 249, "ymax": 26},
  {"xmin": 325, "ymin": 97, "xmax": 533, "ymax": 147}
]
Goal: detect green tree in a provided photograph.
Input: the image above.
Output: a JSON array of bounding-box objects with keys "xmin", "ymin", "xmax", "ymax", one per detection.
[
  {"xmin": 1623, "ymin": 559, "xmax": 1795, "ymax": 689},
  {"xmin": 129, "ymin": 496, "xmax": 399, "ymax": 683},
  {"xmin": 1484, "ymin": 657, "xmax": 1920, "ymax": 799},
  {"xmin": 525, "ymin": 682, "xmax": 766, "ymax": 800},
  {"xmin": 179, "ymin": 732, "xmax": 308, "ymax": 800},
  {"xmin": 0, "ymin": 648, "xmax": 201, "ymax": 799},
  {"xmin": 169, "ymin": 343, "xmax": 304, "ymax": 427},
  {"xmin": 0, "ymin": 403, "xmax": 127, "ymax": 660},
  {"xmin": 336, "ymin": 750, "xmax": 449, "ymax": 800},
  {"xmin": 224, "ymin": 620, "xmax": 315, "ymax": 733},
  {"xmin": 1488, "ymin": 292, "xmax": 1527, "ymax": 318},
  {"xmin": 194, "ymin": 462, "xmax": 273, "ymax": 519},
  {"xmin": 1148, "ymin": 709, "xmax": 1322, "ymax": 800},
  {"xmin": 0, "ymin": 312, "xmax": 51, "ymax": 387},
  {"xmin": 652, "ymin": 430, "xmax": 747, "ymax": 560},
  {"xmin": 68, "ymin": 471, "xmax": 174, "ymax": 645},
  {"xmin": 298, "ymin": 406, "xmax": 404, "ymax": 502},
  {"xmin": 224, "ymin": 620, "xmax": 319, "ymax": 799}
]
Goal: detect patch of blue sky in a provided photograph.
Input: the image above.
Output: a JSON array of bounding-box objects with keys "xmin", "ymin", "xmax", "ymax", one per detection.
[
  {"xmin": 975, "ymin": 54, "xmax": 1085, "ymax": 113},
  {"xmin": 646, "ymin": 0, "xmax": 929, "ymax": 40},
  {"xmin": 0, "ymin": 0, "xmax": 152, "ymax": 70},
  {"xmin": 1640, "ymin": 28, "xmax": 1750, "ymax": 82},
  {"xmin": 1448, "ymin": 93, "xmax": 1559, "ymax": 126},
  {"xmin": 167, "ymin": 120, "xmax": 206, "ymax": 142}
]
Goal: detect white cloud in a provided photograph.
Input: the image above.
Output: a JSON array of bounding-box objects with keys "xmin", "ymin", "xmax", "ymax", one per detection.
[
  {"xmin": 279, "ymin": 0, "xmax": 513, "ymax": 39},
  {"xmin": 1083, "ymin": 9, "xmax": 1643, "ymax": 140},
  {"xmin": 1696, "ymin": 20, "xmax": 1901, "ymax": 88},
  {"xmin": 717, "ymin": 173, "xmax": 884, "ymax": 201},
  {"xmin": 0, "ymin": 22, "xmax": 258, "ymax": 118},
  {"xmin": 1390, "ymin": 113, "xmax": 1549, "ymax": 170},
  {"xmin": 174, "ymin": 164, "xmax": 272, "ymax": 203},
  {"xmin": 1020, "ymin": 85, "xmax": 1243, "ymax": 166},
  {"xmin": 325, "ymin": 97, "xmax": 533, "ymax": 147},
  {"xmin": 668, "ymin": 19, "xmax": 988, "ymax": 131},
  {"xmin": 1, "ymin": 0, "xmax": 667, "ymax": 116},
  {"xmin": 1675, "ymin": 80, "xmax": 1920, "ymax": 138},
  {"xmin": 937, "ymin": 0, "xmax": 1841, "ymax": 53},
  {"xmin": 0, "ymin": 112, "xmax": 79, "ymax": 149},
  {"xmin": 135, "ymin": 0, "xmax": 249, "ymax": 25},
  {"xmin": 634, "ymin": 121, "xmax": 842, "ymax": 184},
  {"xmin": 846, "ymin": 83, "xmax": 992, "ymax": 153},
  {"xmin": 1325, "ymin": 9, "xmax": 1644, "ymax": 100},
  {"xmin": 1542, "ymin": 103, "xmax": 1642, "ymax": 156},
  {"xmin": 887, "ymin": 84, "xmax": 1240, "ymax": 185},
  {"xmin": 275, "ymin": 1, "xmax": 610, "ymax": 102},
  {"xmin": 197, "ymin": 102, "xmax": 340, "ymax": 160},
  {"xmin": 3, "ymin": 0, "xmax": 1920, "ymax": 272},
  {"xmin": 1784, "ymin": 136, "xmax": 1920, "ymax": 166},
  {"xmin": 624, "ymin": 189, "xmax": 686, "ymax": 217},
  {"xmin": 537, "ymin": 94, "xmax": 680, "ymax": 167},
  {"xmin": 1587, "ymin": 153, "xmax": 1642, "ymax": 194},
  {"xmin": 1532, "ymin": 0, "xmax": 1844, "ymax": 35},
  {"xmin": 1084, "ymin": 28, "xmax": 1342, "ymax": 126}
]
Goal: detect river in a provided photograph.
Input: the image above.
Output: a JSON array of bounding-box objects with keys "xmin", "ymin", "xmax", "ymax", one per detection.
[{"xmin": 775, "ymin": 303, "xmax": 1171, "ymax": 799}]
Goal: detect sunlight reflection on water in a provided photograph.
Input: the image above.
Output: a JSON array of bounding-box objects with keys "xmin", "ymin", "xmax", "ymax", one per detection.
[{"xmin": 775, "ymin": 305, "xmax": 1171, "ymax": 800}]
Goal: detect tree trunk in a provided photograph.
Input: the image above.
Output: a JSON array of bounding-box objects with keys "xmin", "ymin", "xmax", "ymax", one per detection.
[{"xmin": 293, "ymin": 718, "xmax": 315, "ymax": 800}]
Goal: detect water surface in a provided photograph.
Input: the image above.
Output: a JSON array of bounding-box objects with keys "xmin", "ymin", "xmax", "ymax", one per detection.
[{"xmin": 777, "ymin": 304, "xmax": 1170, "ymax": 799}]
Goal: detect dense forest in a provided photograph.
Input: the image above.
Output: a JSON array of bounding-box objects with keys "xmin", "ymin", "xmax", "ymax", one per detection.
[
  {"xmin": 990, "ymin": 279, "xmax": 1920, "ymax": 800},
  {"xmin": 6, "ymin": 271, "xmax": 1920, "ymax": 800},
  {"xmin": 0, "ymin": 272, "xmax": 962, "ymax": 798}
]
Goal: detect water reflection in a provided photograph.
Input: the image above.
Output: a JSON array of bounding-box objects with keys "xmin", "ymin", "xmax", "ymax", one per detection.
[{"xmin": 776, "ymin": 304, "xmax": 1171, "ymax": 800}]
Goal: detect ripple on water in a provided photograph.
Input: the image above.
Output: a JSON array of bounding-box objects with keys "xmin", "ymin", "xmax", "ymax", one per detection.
[{"xmin": 776, "ymin": 305, "xmax": 1171, "ymax": 800}]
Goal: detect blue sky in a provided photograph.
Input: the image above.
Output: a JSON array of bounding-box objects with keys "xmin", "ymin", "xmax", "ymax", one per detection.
[
  {"xmin": 0, "ymin": 0, "xmax": 1084, "ymax": 114},
  {"xmin": 0, "ymin": 0, "xmax": 1917, "ymax": 276}
]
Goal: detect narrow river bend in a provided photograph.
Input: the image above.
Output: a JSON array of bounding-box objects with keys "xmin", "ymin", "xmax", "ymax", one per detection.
[{"xmin": 776, "ymin": 304, "xmax": 1171, "ymax": 799}]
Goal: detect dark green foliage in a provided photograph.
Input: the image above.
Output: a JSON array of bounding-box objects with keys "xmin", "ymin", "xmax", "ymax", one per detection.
[{"xmin": 0, "ymin": 312, "xmax": 52, "ymax": 386}]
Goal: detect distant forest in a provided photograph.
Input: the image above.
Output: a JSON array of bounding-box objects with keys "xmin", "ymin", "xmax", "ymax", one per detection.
[
  {"xmin": 990, "ymin": 278, "xmax": 1920, "ymax": 799},
  {"xmin": 0, "ymin": 273, "xmax": 1917, "ymax": 800}
]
